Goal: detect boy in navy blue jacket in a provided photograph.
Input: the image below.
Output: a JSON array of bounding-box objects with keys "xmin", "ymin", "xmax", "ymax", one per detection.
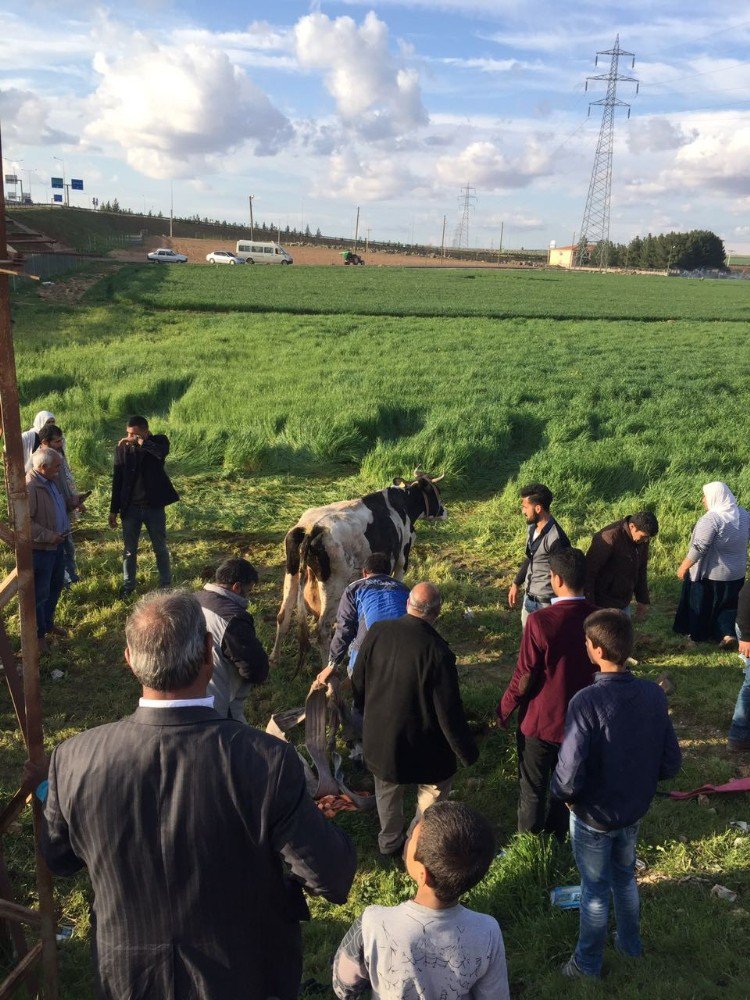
[{"xmin": 551, "ymin": 609, "xmax": 682, "ymax": 979}]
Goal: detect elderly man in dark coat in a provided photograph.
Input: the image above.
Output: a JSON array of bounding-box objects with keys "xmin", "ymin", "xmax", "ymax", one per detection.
[
  {"xmin": 40, "ymin": 590, "xmax": 356, "ymax": 1000},
  {"xmin": 351, "ymin": 582, "xmax": 478, "ymax": 858}
]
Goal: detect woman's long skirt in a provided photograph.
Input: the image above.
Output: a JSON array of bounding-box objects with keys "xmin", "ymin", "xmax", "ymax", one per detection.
[{"xmin": 673, "ymin": 576, "xmax": 745, "ymax": 642}]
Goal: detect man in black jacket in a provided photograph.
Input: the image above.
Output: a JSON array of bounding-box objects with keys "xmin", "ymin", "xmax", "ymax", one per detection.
[
  {"xmin": 196, "ymin": 557, "xmax": 269, "ymax": 722},
  {"xmin": 40, "ymin": 590, "xmax": 356, "ymax": 1000},
  {"xmin": 109, "ymin": 415, "xmax": 179, "ymax": 596},
  {"xmin": 584, "ymin": 512, "xmax": 658, "ymax": 619},
  {"xmin": 351, "ymin": 582, "xmax": 479, "ymax": 858}
]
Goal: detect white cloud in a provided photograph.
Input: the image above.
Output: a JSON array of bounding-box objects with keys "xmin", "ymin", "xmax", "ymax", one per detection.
[
  {"xmin": 0, "ymin": 12, "xmax": 98, "ymax": 72},
  {"xmin": 438, "ymin": 56, "xmax": 546, "ymax": 75},
  {"xmin": 171, "ymin": 22, "xmax": 297, "ymax": 70},
  {"xmin": 628, "ymin": 117, "xmax": 695, "ymax": 153},
  {"xmin": 504, "ymin": 213, "xmax": 545, "ymax": 230},
  {"xmin": 85, "ymin": 42, "xmax": 293, "ymax": 178},
  {"xmin": 435, "ymin": 139, "xmax": 552, "ymax": 190},
  {"xmin": 671, "ymin": 118, "xmax": 750, "ymax": 196},
  {"xmin": 294, "ymin": 12, "xmax": 428, "ymax": 139},
  {"xmin": 322, "ymin": 147, "xmax": 424, "ymax": 201},
  {"xmin": 0, "ymin": 87, "xmax": 76, "ymax": 146}
]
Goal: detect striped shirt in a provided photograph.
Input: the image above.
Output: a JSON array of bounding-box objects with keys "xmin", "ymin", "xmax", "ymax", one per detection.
[{"xmin": 686, "ymin": 508, "xmax": 750, "ymax": 581}]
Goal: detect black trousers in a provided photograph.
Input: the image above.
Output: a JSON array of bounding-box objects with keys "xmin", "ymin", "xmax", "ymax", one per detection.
[{"xmin": 516, "ymin": 731, "xmax": 569, "ymax": 840}]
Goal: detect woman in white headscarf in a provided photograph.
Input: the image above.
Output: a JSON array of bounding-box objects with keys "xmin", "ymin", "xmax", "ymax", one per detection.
[
  {"xmin": 21, "ymin": 410, "xmax": 56, "ymax": 468},
  {"xmin": 674, "ymin": 482, "xmax": 750, "ymax": 644}
]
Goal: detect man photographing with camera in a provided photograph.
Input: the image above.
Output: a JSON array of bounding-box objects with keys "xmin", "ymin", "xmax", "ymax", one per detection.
[{"xmin": 109, "ymin": 415, "xmax": 179, "ymax": 597}]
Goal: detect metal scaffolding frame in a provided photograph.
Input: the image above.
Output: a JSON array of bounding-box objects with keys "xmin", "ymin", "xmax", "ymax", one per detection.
[{"xmin": 0, "ymin": 121, "xmax": 60, "ymax": 997}]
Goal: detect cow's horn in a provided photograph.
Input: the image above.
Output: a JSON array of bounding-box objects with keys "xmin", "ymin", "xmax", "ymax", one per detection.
[
  {"xmin": 430, "ymin": 473, "xmax": 445, "ymax": 483},
  {"xmin": 412, "ymin": 466, "xmax": 426, "ymax": 479}
]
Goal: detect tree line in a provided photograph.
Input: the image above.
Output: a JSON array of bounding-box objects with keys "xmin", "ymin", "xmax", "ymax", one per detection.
[
  {"xmin": 580, "ymin": 230, "xmax": 726, "ymax": 270},
  {"xmin": 96, "ymin": 201, "xmax": 322, "ymax": 238}
]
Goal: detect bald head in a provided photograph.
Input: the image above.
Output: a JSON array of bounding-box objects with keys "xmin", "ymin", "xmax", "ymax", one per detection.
[{"xmin": 407, "ymin": 582, "xmax": 442, "ymax": 621}]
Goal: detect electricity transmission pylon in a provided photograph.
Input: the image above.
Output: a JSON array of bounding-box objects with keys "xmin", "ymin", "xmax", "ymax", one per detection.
[
  {"xmin": 452, "ymin": 184, "xmax": 477, "ymax": 249},
  {"xmin": 575, "ymin": 36, "xmax": 638, "ymax": 268}
]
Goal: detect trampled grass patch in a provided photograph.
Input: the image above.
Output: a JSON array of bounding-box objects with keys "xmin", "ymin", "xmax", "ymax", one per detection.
[{"xmin": 3, "ymin": 265, "xmax": 750, "ymax": 997}]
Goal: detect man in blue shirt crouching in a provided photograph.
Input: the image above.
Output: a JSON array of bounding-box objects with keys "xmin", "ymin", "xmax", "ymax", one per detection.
[{"xmin": 551, "ymin": 608, "xmax": 682, "ymax": 979}]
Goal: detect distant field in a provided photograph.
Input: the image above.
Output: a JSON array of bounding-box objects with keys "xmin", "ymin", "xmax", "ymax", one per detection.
[
  {"xmin": 4, "ymin": 265, "xmax": 750, "ymax": 998},
  {"xmin": 93, "ymin": 263, "xmax": 750, "ymax": 321}
]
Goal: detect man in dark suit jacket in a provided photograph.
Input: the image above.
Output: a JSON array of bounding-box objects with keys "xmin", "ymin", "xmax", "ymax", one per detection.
[
  {"xmin": 351, "ymin": 582, "xmax": 478, "ymax": 859},
  {"xmin": 108, "ymin": 415, "xmax": 180, "ymax": 596},
  {"xmin": 40, "ymin": 590, "xmax": 356, "ymax": 1000},
  {"xmin": 498, "ymin": 548, "xmax": 597, "ymax": 840}
]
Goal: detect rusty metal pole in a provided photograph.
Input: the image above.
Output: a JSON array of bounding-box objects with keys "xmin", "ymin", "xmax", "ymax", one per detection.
[{"xmin": 0, "ymin": 123, "xmax": 59, "ymax": 998}]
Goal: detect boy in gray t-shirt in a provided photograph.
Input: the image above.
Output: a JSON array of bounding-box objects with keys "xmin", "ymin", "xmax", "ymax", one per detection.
[{"xmin": 333, "ymin": 802, "xmax": 510, "ymax": 999}]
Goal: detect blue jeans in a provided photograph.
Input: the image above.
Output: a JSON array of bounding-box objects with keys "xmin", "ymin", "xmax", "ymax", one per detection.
[
  {"xmin": 33, "ymin": 544, "xmax": 66, "ymax": 637},
  {"xmin": 521, "ymin": 595, "xmax": 548, "ymax": 628},
  {"xmin": 63, "ymin": 533, "xmax": 79, "ymax": 584},
  {"xmin": 729, "ymin": 624, "xmax": 750, "ymax": 742},
  {"xmin": 570, "ymin": 813, "xmax": 643, "ymax": 976},
  {"xmin": 121, "ymin": 506, "xmax": 171, "ymax": 592}
]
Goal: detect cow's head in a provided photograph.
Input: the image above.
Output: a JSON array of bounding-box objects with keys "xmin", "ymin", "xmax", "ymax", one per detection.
[{"xmin": 392, "ymin": 468, "xmax": 447, "ymax": 521}]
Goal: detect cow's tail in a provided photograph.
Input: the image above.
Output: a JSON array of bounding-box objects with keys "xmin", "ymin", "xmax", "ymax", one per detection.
[
  {"xmin": 299, "ymin": 525, "xmax": 332, "ymax": 582},
  {"xmin": 285, "ymin": 526, "xmax": 307, "ymax": 576},
  {"xmin": 296, "ymin": 525, "xmax": 333, "ymax": 674}
]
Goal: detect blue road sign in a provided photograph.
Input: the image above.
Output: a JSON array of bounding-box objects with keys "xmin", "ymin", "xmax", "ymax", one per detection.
[
  {"xmin": 51, "ymin": 177, "xmax": 63, "ymax": 189},
  {"xmin": 53, "ymin": 194, "xmax": 63, "ymax": 203},
  {"xmin": 71, "ymin": 179, "xmax": 83, "ymax": 190}
]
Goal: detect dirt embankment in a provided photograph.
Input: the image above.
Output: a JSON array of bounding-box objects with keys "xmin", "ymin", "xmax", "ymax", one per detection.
[{"xmin": 110, "ymin": 235, "xmax": 532, "ymax": 269}]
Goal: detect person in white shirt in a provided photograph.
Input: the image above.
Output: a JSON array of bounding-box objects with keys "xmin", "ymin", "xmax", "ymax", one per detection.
[{"xmin": 333, "ymin": 801, "xmax": 510, "ymax": 999}]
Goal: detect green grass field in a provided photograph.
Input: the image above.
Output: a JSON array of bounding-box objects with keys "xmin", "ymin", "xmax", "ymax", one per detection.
[{"xmin": 3, "ymin": 265, "xmax": 750, "ymax": 998}]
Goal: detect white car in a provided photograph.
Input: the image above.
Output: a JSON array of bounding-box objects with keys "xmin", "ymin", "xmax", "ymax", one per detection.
[
  {"xmin": 206, "ymin": 250, "xmax": 245, "ymax": 265},
  {"xmin": 147, "ymin": 248, "xmax": 188, "ymax": 263}
]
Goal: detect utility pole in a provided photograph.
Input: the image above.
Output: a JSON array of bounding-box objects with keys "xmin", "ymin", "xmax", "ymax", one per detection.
[
  {"xmin": 575, "ymin": 36, "xmax": 638, "ymax": 268},
  {"xmin": 498, "ymin": 220, "xmax": 504, "ymax": 263},
  {"xmin": 248, "ymin": 195, "xmax": 255, "ymax": 240},
  {"xmin": 53, "ymin": 155, "xmax": 66, "ymax": 206},
  {"xmin": 440, "ymin": 215, "xmax": 446, "ymax": 258},
  {"xmin": 169, "ymin": 181, "xmax": 174, "ymax": 240},
  {"xmin": 353, "ymin": 206, "xmax": 360, "ymax": 251}
]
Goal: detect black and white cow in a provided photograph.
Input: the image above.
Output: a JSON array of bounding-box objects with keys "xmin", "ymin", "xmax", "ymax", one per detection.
[{"xmin": 270, "ymin": 472, "xmax": 446, "ymax": 668}]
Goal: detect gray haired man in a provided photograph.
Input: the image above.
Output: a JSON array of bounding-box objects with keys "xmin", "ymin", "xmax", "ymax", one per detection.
[
  {"xmin": 40, "ymin": 590, "xmax": 356, "ymax": 1000},
  {"xmin": 27, "ymin": 448, "xmax": 77, "ymax": 651}
]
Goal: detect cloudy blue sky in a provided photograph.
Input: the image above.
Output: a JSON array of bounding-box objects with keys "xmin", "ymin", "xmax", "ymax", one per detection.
[{"xmin": 2, "ymin": 1, "xmax": 749, "ymax": 250}]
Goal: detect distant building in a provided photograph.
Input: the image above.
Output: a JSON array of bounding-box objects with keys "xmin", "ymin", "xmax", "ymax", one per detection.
[
  {"xmin": 548, "ymin": 245, "xmax": 575, "ymax": 268},
  {"xmin": 548, "ymin": 244, "xmax": 596, "ymax": 268}
]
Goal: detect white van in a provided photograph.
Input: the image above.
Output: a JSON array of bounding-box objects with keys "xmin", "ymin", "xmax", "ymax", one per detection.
[{"xmin": 235, "ymin": 241, "xmax": 294, "ymax": 265}]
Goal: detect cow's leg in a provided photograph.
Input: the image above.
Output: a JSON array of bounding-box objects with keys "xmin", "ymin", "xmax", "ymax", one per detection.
[
  {"xmin": 295, "ymin": 615, "xmax": 311, "ymax": 674},
  {"xmin": 315, "ymin": 590, "xmax": 338, "ymax": 666},
  {"xmin": 393, "ymin": 537, "xmax": 413, "ymax": 580},
  {"xmin": 271, "ymin": 526, "xmax": 307, "ymax": 664},
  {"xmin": 270, "ymin": 571, "xmax": 300, "ymax": 663}
]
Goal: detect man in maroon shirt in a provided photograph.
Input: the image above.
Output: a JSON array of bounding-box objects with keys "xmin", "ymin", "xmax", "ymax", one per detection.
[{"xmin": 497, "ymin": 548, "xmax": 597, "ymax": 839}]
